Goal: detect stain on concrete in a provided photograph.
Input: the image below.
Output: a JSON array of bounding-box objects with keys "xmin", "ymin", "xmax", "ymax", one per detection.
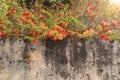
[{"xmin": 0, "ymin": 38, "xmax": 120, "ymax": 80}]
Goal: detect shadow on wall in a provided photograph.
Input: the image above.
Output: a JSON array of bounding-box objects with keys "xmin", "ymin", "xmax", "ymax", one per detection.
[{"xmin": 0, "ymin": 38, "xmax": 120, "ymax": 80}]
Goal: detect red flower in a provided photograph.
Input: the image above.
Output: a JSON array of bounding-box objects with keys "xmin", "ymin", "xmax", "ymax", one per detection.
[
  {"xmin": 22, "ymin": 12, "xmax": 30, "ymax": 17},
  {"xmin": 6, "ymin": 13, "xmax": 10, "ymax": 16},
  {"xmin": 22, "ymin": 12, "xmax": 33, "ymax": 19},
  {"xmin": 99, "ymin": 34, "xmax": 110, "ymax": 41},
  {"xmin": 99, "ymin": 34, "xmax": 106, "ymax": 39},
  {"xmin": 2, "ymin": 32, "xmax": 9, "ymax": 37},
  {"xmin": 29, "ymin": 30, "xmax": 36, "ymax": 36},
  {"xmin": 32, "ymin": 20, "xmax": 37, "ymax": 25}
]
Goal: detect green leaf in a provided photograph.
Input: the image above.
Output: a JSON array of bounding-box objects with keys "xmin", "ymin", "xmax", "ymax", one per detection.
[
  {"xmin": 2, "ymin": 3, "xmax": 9, "ymax": 10},
  {"xmin": 50, "ymin": 0, "xmax": 56, "ymax": 3}
]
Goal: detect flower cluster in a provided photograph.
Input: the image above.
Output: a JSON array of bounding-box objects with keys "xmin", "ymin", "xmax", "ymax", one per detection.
[
  {"xmin": 0, "ymin": 0, "xmax": 119, "ymax": 43},
  {"xmin": 49, "ymin": 27, "xmax": 67, "ymax": 40}
]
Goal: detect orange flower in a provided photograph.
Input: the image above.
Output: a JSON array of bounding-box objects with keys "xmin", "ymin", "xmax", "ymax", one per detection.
[
  {"xmin": 106, "ymin": 30, "xmax": 113, "ymax": 35},
  {"xmin": 100, "ymin": 20, "xmax": 108, "ymax": 27},
  {"xmin": 83, "ymin": 29, "xmax": 94, "ymax": 35},
  {"xmin": 26, "ymin": 20, "xmax": 32, "ymax": 23},
  {"xmin": 49, "ymin": 27, "xmax": 67, "ymax": 40},
  {"xmin": 69, "ymin": 31, "xmax": 75, "ymax": 37},
  {"xmin": 59, "ymin": 21, "xmax": 68, "ymax": 28},
  {"xmin": 90, "ymin": 22, "xmax": 95, "ymax": 27},
  {"xmin": 14, "ymin": 29, "xmax": 20, "ymax": 33},
  {"xmin": 75, "ymin": 34, "xmax": 80, "ymax": 38},
  {"xmin": 41, "ymin": 35, "xmax": 46, "ymax": 40},
  {"xmin": 14, "ymin": 33, "xmax": 19, "ymax": 37},
  {"xmin": 117, "ymin": 21, "xmax": 120, "ymax": 26},
  {"xmin": 104, "ymin": 36, "xmax": 110, "ymax": 41},
  {"xmin": 49, "ymin": 30, "xmax": 56, "ymax": 37},
  {"xmin": 89, "ymin": 13, "xmax": 94, "ymax": 19},
  {"xmin": 85, "ymin": 9, "xmax": 92, "ymax": 14},
  {"xmin": 10, "ymin": 7, "xmax": 16, "ymax": 14},
  {"xmin": 21, "ymin": 16, "xmax": 27, "ymax": 23},
  {"xmin": 53, "ymin": 37, "xmax": 57, "ymax": 41},
  {"xmin": 62, "ymin": 33, "xmax": 67, "ymax": 38},
  {"xmin": 21, "ymin": 12, "xmax": 35, "ymax": 24},
  {"xmin": 77, "ymin": 14, "xmax": 82, "ymax": 18},
  {"xmin": 0, "ymin": 30, "xmax": 3, "ymax": 36},
  {"xmin": 59, "ymin": 3, "xmax": 64, "ymax": 8},
  {"xmin": 41, "ymin": 10, "xmax": 47, "ymax": 15},
  {"xmin": 6, "ymin": 7, "xmax": 16, "ymax": 16},
  {"xmin": 0, "ymin": 22, "xmax": 3, "ymax": 28},
  {"xmin": 96, "ymin": 0, "xmax": 99, "ymax": 3},
  {"xmin": 13, "ymin": 29, "xmax": 20, "ymax": 37},
  {"xmin": 39, "ymin": 22, "xmax": 46, "ymax": 27},
  {"xmin": 14, "ymin": 19, "xmax": 20, "ymax": 23},
  {"xmin": 57, "ymin": 33, "xmax": 64, "ymax": 40},
  {"xmin": 32, "ymin": 38, "xmax": 39, "ymax": 43},
  {"xmin": 91, "ymin": 6, "xmax": 96, "ymax": 10},
  {"xmin": 110, "ymin": 20, "xmax": 117, "ymax": 26},
  {"xmin": 39, "ymin": 15, "xmax": 44, "ymax": 19}
]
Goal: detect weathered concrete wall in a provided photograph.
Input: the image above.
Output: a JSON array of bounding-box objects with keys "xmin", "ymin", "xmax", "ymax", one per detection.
[{"xmin": 0, "ymin": 38, "xmax": 120, "ymax": 80}]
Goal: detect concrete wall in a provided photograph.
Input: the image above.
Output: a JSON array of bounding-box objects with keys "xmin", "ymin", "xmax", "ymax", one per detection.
[{"xmin": 0, "ymin": 38, "xmax": 120, "ymax": 80}]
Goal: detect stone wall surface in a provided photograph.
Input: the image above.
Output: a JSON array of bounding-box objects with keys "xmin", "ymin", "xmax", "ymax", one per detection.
[{"xmin": 0, "ymin": 38, "xmax": 120, "ymax": 80}]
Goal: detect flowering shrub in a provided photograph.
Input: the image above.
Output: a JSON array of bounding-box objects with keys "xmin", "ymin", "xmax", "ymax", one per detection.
[{"xmin": 0, "ymin": 0, "xmax": 120, "ymax": 42}]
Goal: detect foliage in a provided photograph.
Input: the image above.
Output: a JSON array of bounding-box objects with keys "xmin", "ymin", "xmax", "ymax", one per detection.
[{"xmin": 0, "ymin": 0, "xmax": 120, "ymax": 42}]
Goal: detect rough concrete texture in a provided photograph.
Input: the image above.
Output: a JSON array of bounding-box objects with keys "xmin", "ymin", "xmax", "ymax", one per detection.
[{"xmin": 0, "ymin": 38, "xmax": 120, "ymax": 80}]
